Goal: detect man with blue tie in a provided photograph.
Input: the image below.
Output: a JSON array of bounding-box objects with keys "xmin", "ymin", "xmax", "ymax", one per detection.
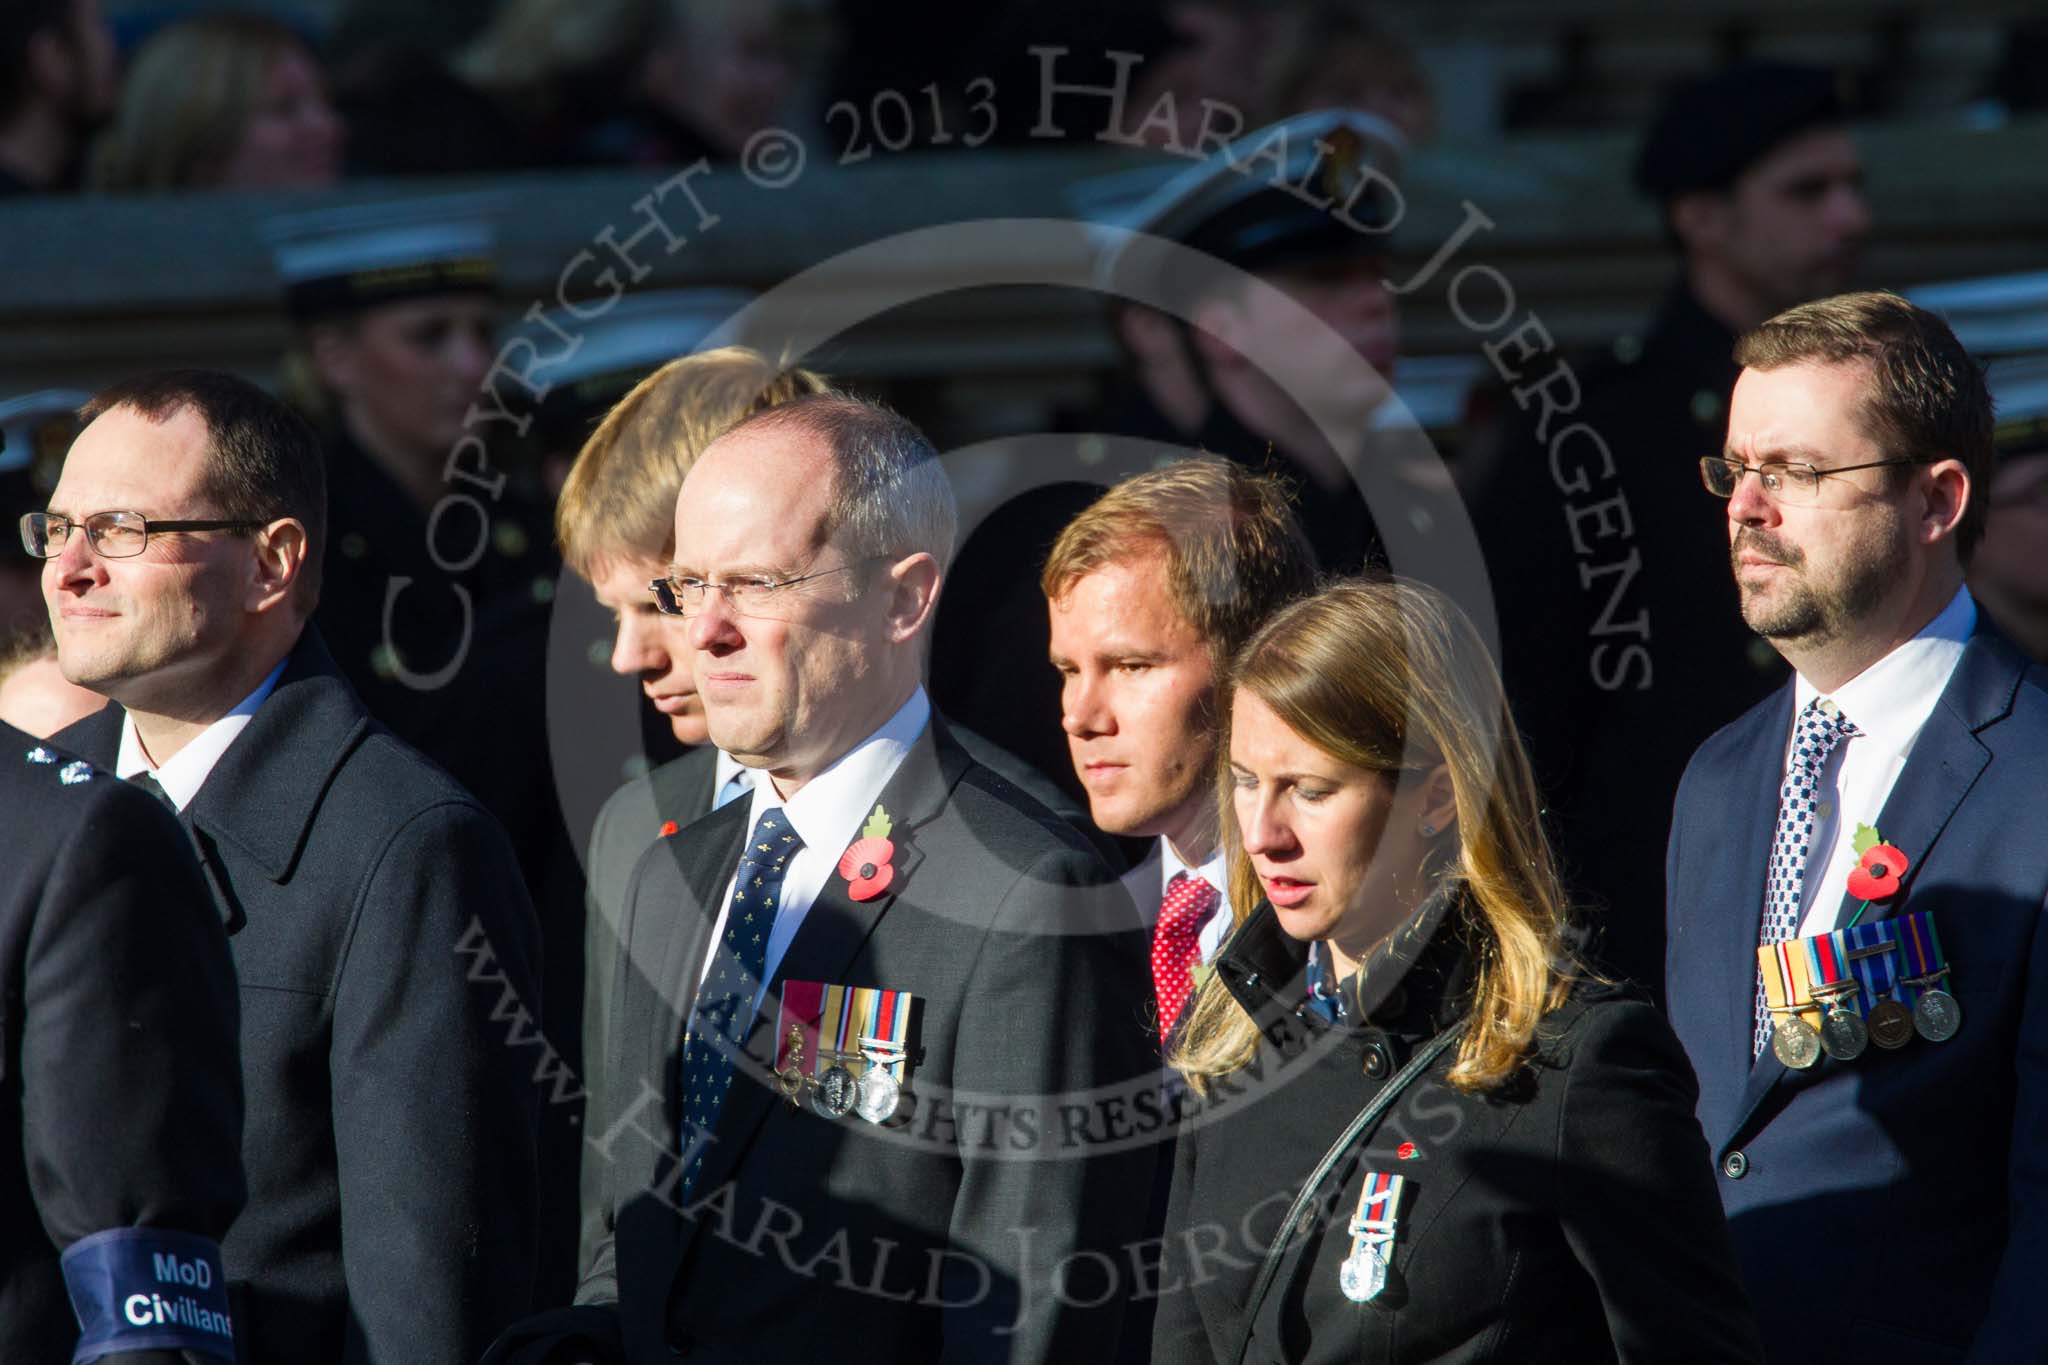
[
  {"xmin": 489, "ymin": 392, "xmax": 1155, "ymax": 1365},
  {"xmin": 1665, "ymin": 290, "xmax": 2048, "ymax": 1360}
]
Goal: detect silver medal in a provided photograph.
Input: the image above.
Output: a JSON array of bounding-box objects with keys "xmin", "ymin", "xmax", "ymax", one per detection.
[
  {"xmin": 1770, "ymin": 1014, "xmax": 1822, "ymax": 1070},
  {"xmin": 811, "ymin": 1063, "xmax": 858, "ymax": 1119},
  {"xmin": 855, "ymin": 1065, "xmax": 900, "ymax": 1124},
  {"xmin": 1914, "ymin": 989, "xmax": 1962, "ymax": 1042},
  {"xmin": 1818, "ymin": 1003, "xmax": 1868, "ymax": 1062},
  {"xmin": 1339, "ymin": 1247, "xmax": 1387, "ymax": 1303}
]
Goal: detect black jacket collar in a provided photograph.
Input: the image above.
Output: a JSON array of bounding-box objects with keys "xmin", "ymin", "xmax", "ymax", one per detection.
[
  {"xmin": 1214, "ymin": 880, "xmax": 1474, "ymax": 1042},
  {"xmin": 58, "ymin": 627, "xmax": 370, "ymax": 884}
]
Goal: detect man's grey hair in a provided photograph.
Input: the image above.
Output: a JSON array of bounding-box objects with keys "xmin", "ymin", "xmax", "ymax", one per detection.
[{"xmin": 723, "ymin": 392, "xmax": 958, "ymax": 573}]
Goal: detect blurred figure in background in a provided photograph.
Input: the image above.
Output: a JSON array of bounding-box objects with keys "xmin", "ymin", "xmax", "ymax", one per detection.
[
  {"xmin": 936, "ymin": 110, "xmax": 1467, "ymax": 800},
  {"xmin": 338, "ymin": 0, "xmax": 797, "ymax": 174},
  {"xmin": 1262, "ymin": 5, "xmax": 1436, "ymax": 144},
  {"xmin": 90, "ymin": 13, "xmax": 344, "ymax": 192},
  {"xmin": 266, "ymin": 196, "xmax": 556, "ymax": 736},
  {"xmin": 335, "ymin": 0, "xmax": 646, "ymax": 173},
  {"xmin": 1121, "ymin": 0, "xmax": 1281, "ymax": 151},
  {"xmin": 0, "ymin": 390, "xmax": 83, "ymax": 638},
  {"xmin": 0, "ymin": 0, "xmax": 116, "ymax": 195},
  {"xmin": 1972, "ymin": 354, "xmax": 2048, "ymax": 660},
  {"xmin": 623, "ymin": 0, "xmax": 800, "ymax": 162},
  {"xmin": 1467, "ymin": 62, "xmax": 1872, "ymax": 995},
  {"xmin": 0, "ymin": 624, "xmax": 104, "ymax": 736}
]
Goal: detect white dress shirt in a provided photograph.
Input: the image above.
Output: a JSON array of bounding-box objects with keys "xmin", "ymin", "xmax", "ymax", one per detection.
[
  {"xmin": 1122, "ymin": 836, "xmax": 1235, "ymax": 967},
  {"xmin": 702, "ymin": 687, "xmax": 931, "ymax": 1009},
  {"xmin": 116, "ymin": 661, "xmax": 287, "ymax": 811},
  {"xmin": 1790, "ymin": 587, "xmax": 1974, "ymax": 936}
]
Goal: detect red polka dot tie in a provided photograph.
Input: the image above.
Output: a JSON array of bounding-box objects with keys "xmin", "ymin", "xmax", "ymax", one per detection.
[{"xmin": 1152, "ymin": 872, "xmax": 1221, "ymax": 1033}]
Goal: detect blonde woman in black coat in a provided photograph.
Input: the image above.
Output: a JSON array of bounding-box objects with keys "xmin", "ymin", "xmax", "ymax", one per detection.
[{"xmin": 1153, "ymin": 578, "xmax": 1761, "ymax": 1364}]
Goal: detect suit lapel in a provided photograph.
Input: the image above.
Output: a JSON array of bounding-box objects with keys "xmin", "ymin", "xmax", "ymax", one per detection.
[
  {"xmin": 1729, "ymin": 627, "xmax": 2019, "ymax": 1141},
  {"xmin": 1693, "ymin": 691, "xmax": 1796, "ymax": 1136},
  {"xmin": 1822, "ymin": 629, "xmax": 2013, "ymax": 932},
  {"xmin": 676, "ymin": 723, "xmax": 965, "ymax": 1260}
]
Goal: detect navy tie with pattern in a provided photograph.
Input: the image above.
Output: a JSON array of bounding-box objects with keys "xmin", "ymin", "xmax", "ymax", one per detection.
[
  {"xmin": 679, "ymin": 807, "xmax": 802, "ymax": 1195},
  {"xmin": 1753, "ymin": 698, "xmax": 1859, "ymax": 1058}
]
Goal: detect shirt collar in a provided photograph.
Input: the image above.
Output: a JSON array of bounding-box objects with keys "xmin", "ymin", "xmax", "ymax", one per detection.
[
  {"xmin": 1792, "ymin": 586, "xmax": 1976, "ymax": 756},
  {"xmin": 116, "ymin": 660, "xmax": 287, "ymax": 810},
  {"xmin": 1160, "ymin": 836, "xmax": 1228, "ymax": 897},
  {"xmin": 742, "ymin": 687, "xmax": 931, "ymax": 859},
  {"xmin": 713, "ymin": 748, "xmax": 750, "ymax": 797}
]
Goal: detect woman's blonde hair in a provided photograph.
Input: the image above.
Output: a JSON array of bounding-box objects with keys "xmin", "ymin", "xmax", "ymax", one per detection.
[
  {"xmin": 1170, "ymin": 576, "xmax": 1578, "ymax": 1096},
  {"xmin": 90, "ymin": 13, "xmax": 308, "ymax": 191},
  {"xmin": 554, "ymin": 346, "xmax": 828, "ymax": 577}
]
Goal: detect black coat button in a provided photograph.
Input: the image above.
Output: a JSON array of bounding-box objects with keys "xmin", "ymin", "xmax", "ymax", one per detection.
[
  {"xmin": 1721, "ymin": 1150, "xmax": 1749, "ymax": 1179},
  {"xmin": 1361, "ymin": 1039, "xmax": 1392, "ymax": 1079}
]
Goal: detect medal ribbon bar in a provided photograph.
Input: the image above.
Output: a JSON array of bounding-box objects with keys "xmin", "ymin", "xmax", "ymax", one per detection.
[
  {"xmin": 1759, "ymin": 938, "xmax": 1823, "ymax": 1033},
  {"xmin": 1841, "ymin": 920, "xmax": 1899, "ymax": 1015},
  {"xmin": 858, "ymin": 987, "xmax": 912, "ymax": 1069},
  {"xmin": 1895, "ymin": 911, "xmax": 1949, "ymax": 1004},
  {"xmin": 1802, "ymin": 930, "xmax": 1852, "ymax": 1005},
  {"xmin": 1347, "ymin": 1171, "xmax": 1403, "ymax": 1244}
]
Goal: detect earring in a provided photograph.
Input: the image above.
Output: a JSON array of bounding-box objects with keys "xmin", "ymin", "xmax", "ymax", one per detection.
[{"xmin": 1419, "ymin": 823, "xmax": 1437, "ymax": 837}]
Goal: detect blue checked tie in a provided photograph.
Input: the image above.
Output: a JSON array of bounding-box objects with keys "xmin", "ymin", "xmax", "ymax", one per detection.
[
  {"xmin": 679, "ymin": 808, "xmax": 801, "ymax": 1194},
  {"xmin": 1754, "ymin": 698, "xmax": 1859, "ymax": 1058}
]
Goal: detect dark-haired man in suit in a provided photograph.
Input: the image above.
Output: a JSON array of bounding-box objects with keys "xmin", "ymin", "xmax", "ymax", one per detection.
[
  {"xmin": 1666, "ymin": 292, "xmax": 2048, "ymax": 1358},
  {"xmin": 493, "ymin": 393, "xmax": 1155, "ymax": 1364},
  {"xmin": 39, "ymin": 369, "xmax": 542, "ymax": 1365}
]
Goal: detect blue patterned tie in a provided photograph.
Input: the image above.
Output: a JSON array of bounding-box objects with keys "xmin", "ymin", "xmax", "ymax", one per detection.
[
  {"xmin": 1754, "ymin": 698, "xmax": 1859, "ymax": 1058},
  {"xmin": 679, "ymin": 807, "xmax": 801, "ymax": 1194}
]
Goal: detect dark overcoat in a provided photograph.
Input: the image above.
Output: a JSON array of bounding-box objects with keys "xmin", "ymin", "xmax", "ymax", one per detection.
[{"xmin": 57, "ymin": 630, "xmax": 543, "ymax": 1365}]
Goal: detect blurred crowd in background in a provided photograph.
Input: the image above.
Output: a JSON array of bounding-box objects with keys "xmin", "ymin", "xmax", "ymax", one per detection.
[{"xmin": 2, "ymin": 0, "xmax": 2045, "ymax": 198}]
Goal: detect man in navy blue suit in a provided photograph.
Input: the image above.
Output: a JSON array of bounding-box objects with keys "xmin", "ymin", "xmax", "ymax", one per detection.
[{"xmin": 1666, "ymin": 290, "xmax": 2047, "ymax": 1361}]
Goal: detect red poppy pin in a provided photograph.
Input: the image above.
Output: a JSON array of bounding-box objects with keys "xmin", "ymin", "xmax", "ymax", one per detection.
[
  {"xmin": 838, "ymin": 804, "xmax": 896, "ymax": 902},
  {"xmin": 1843, "ymin": 823, "xmax": 1910, "ymax": 926},
  {"xmin": 659, "ymin": 820, "xmax": 680, "ymax": 838}
]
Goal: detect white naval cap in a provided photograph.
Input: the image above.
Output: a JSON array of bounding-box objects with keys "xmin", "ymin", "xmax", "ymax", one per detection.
[
  {"xmin": 263, "ymin": 192, "xmax": 507, "ymax": 320},
  {"xmin": 1070, "ymin": 108, "xmax": 1408, "ymax": 297}
]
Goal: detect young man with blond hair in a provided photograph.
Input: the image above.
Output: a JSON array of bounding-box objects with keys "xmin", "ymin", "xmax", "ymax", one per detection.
[
  {"xmin": 1043, "ymin": 456, "xmax": 1318, "ymax": 1039},
  {"xmin": 555, "ymin": 345, "xmax": 828, "ymax": 1267}
]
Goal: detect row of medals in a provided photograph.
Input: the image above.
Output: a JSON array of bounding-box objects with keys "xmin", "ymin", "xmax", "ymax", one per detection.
[
  {"xmin": 1772, "ymin": 969, "xmax": 1961, "ymax": 1070},
  {"xmin": 778, "ymin": 1026, "xmax": 905, "ymax": 1125}
]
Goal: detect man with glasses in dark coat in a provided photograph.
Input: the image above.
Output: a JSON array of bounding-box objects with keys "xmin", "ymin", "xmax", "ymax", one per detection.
[{"xmin": 33, "ymin": 369, "xmax": 543, "ymax": 1365}]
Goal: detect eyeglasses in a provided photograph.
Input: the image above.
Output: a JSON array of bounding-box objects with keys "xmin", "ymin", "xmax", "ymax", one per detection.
[
  {"xmin": 648, "ymin": 556, "xmax": 890, "ymax": 619},
  {"xmin": 20, "ymin": 510, "xmax": 268, "ymax": 559},
  {"xmin": 1699, "ymin": 455, "xmax": 1933, "ymax": 504}
]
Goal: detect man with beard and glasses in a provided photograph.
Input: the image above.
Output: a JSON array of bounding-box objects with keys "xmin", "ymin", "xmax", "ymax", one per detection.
[{"xmin": 1664, "ymin": 291, "xmax": 2048, "ymax": 1359}]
